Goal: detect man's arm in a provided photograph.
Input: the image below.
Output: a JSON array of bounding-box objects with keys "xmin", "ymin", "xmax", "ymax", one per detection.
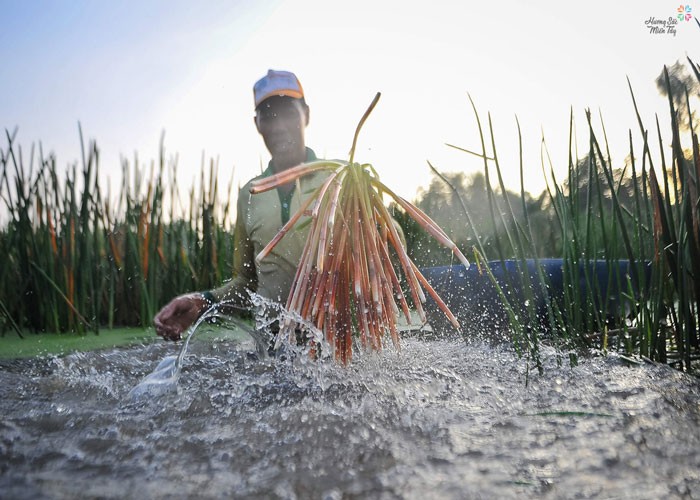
[
  {"xmin": 208, "ymin": 188, "xmax": 258, "ymax": 306},
  {"xmin": 153, "ymin": 186, "xmax": 258, "ymax": 340}
]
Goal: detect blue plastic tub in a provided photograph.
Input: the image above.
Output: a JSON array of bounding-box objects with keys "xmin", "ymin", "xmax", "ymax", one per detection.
[{"xmin": 420, "ymin": 259, "xmax": 651, "ymax": 336}]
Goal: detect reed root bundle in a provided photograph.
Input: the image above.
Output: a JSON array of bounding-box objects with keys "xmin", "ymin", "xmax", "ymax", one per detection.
[{"xmin": 250, "ymin": 93, "xmax": 469, "ymax": 363}]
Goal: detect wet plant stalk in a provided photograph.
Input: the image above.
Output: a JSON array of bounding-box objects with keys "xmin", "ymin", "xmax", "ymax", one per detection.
[{"xmin": 250, "ymin": 93, "xmax": 468, "ymax": 363}]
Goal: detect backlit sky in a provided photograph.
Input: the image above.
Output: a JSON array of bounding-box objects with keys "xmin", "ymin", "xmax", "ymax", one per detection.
[{"xmin": 1, "ymin": 0, "xmax": 698, "ymax": 216}]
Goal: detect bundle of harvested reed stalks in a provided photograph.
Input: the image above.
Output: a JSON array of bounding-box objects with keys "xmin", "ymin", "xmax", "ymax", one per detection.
[{"xmin": 250, "ymin": 93, "xmax": 469, "ymax": 363}]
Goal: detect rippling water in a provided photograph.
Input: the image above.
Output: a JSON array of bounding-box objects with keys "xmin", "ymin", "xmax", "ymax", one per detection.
[{"xmin": 1, "ymin": 328, "xmax": 699, "ymax": 499}]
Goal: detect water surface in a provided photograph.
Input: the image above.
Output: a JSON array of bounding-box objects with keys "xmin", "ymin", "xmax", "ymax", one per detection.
[{"xmin": 1, "ymin": 331, "xmax": 699, "ymax": 499}]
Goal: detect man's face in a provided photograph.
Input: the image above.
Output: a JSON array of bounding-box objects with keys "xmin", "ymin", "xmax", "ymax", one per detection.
[{"xmin": 255, "ymin": 96, "xmax": 308, "ymax": 158}]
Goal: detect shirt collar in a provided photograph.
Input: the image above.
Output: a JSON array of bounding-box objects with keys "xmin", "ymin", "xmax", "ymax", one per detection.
[{"xmin": 262, "ymin": 147, "xmax": 317, "ymax": 178}]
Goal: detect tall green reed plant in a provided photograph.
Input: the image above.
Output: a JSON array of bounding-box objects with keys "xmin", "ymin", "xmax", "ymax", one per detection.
[
  {"xmin": 0, "ymin": 128, "xmax": 235, "ymax": 335},
  {"xmin": 429, "ymin": 61, "xmax": 699, "ymax": 373},
  {"xmin": 631, "ymin": 60, "xmax": 700, "ymax": 371}
]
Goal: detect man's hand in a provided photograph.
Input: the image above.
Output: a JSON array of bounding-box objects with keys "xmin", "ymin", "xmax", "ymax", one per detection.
[{"xmin": 153, "ymin": 293, "xmax": 209, "ymax": 341}]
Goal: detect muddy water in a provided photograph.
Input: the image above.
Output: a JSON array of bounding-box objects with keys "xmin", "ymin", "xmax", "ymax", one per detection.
[{"xmin": 1, "ymin": 331, "xmax": 699, "ymax": 499}]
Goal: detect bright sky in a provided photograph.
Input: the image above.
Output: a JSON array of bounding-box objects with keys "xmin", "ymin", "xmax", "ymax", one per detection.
[{"xmin": 1, "ymin": 0, "xmax": 697, "ymax": 217}]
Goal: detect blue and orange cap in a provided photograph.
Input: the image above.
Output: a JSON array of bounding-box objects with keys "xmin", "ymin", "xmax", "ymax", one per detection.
[{"xmin": 253, "ymin": 69, "xmax": 304, "ymax": 108}]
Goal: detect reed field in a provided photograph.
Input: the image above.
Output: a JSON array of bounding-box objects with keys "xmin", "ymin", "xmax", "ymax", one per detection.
[
  {"xmin": 1, "ymin": 61, "xmax": 699, "ymax": 373},
  {"xmin": 0, "ymin": 131, "xmax": 235, "ymax": 335},
  {"xmin": 411, "ymin": 60, "xmax": 700, "ymax": 374}
]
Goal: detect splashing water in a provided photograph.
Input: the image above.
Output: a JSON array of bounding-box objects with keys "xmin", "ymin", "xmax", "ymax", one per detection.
[
  {"xmin": 129, "ymin": 295, "xmax": 329, "ymax": 400},
  {"xmin": 1, "ymin": 315, "xmax": 699, "ymax": 498}
]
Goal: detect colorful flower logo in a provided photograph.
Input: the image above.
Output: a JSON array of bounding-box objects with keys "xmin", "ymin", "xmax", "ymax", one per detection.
[{"xmin": 677, "ymin": 4, "xmax": 693, "ymax": 21}]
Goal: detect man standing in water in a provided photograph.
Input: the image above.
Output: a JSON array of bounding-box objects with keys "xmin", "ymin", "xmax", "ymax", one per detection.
[{"xmin": 154, "ymin": 69, "xmax": 328, "ymax": 341}]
